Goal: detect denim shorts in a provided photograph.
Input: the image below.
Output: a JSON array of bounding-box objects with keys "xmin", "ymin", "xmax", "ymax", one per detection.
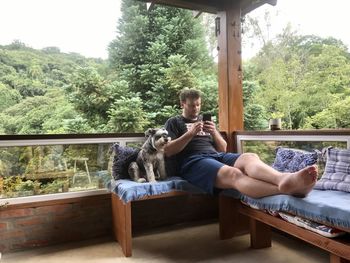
[{"xmin": 180, "ymin": 152, "xmax": 241, "ymax": 194}]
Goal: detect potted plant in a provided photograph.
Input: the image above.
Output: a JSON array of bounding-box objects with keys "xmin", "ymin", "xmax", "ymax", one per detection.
[{"xmin": 269, "ymin": 113, "xmax": 283, "ymax": 130}]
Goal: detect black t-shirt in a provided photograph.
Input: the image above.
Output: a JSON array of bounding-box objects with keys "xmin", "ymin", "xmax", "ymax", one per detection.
[{"xmin": 164, "ymin": 115, "xmax": 217, "ymax": 161}]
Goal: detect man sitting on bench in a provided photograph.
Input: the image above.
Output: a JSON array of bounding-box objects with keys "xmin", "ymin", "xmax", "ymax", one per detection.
[{"xmin": 164, "ymin": 88, "xmax": 317, "ymax": 199}]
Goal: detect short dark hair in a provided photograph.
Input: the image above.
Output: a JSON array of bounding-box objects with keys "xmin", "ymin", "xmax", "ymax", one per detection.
[{"xmin": 179, "ymin": 88, "xmax": 201, "ymax": 103}]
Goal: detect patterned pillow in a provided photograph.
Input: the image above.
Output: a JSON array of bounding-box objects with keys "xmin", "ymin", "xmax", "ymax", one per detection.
[
  {"xmin": 111, "ymin": 143, "xmax": 140, "ymax": 180},
  {"xmin": 271, "ymin": 147, "xmax": 320, "ymax": 172},
  {"xmin": 314, "ymin": 147, "xmax": 350, "ymax": 193}
]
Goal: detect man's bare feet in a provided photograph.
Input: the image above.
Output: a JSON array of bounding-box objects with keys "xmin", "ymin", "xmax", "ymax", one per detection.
[{"xmin": 279, "ymin": 166, "xmax": 318, "ymax": 197}]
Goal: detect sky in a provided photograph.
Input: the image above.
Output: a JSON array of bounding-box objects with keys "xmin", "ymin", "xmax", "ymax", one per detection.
[
  {"xmin": 244, "ymin": 0, "xmax": 350, "ymax": 58},
  {"xmin": 0, "ymin": 0, "xmax": 121, "ymax": 59},
  {"xmin": 0, "ymin": 0, "xmax": 349, "ymax": 59}
]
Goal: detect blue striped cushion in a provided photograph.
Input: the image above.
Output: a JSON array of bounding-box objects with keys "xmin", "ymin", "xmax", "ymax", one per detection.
[
  {"xmin": 222, "ymin": 189, "xmax": 350, "ymax": 230},
  {"xmin": 314, "ymin": 147, "xmax": 350, "ymax": 193},
  {"xmin": 108, "ymin": 177, "xmax": 206, "ymax": 203}
]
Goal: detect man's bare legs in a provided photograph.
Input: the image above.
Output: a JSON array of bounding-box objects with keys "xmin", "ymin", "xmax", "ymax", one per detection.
[{"xmin": 215, "ymin": 153, "xmax": 318, "ymax": 198}]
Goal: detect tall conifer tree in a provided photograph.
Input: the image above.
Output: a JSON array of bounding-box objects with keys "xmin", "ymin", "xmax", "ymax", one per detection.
[{"xmin": 108, "ymin": 0, "xmax": 217, "ymax": 125}]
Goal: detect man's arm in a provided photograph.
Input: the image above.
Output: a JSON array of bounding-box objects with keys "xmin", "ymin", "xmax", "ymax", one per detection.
[
  {"xmin": 203, "ymin": 121, "xmax": 227, "ymax": 152},
  {"xmin": 165, "ymin": 121, "xmax": 203, "ymax": 157},
  {"xmin": 211, "ymin": 129, "xmax": 227, "ymax": 152}
]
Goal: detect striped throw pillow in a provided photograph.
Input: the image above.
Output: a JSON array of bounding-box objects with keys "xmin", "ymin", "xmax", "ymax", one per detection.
[{"xmin": 314, "ymin": 147, "xmax": 350, "ymax": 193}]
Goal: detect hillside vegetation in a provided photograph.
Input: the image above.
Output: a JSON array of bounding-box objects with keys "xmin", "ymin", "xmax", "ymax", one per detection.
[{"xmin": 1, "ymin": 0, "xmax": 350, "ymax": 135}]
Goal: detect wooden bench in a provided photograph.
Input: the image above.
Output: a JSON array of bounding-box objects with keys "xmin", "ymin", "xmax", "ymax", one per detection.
[
  {"xmin": 219, "ymin": 195, "xmax": 350, "ymax": 263},
  {"xmin": 111, "ymin": 190, "xmax": 190, "ymax": 257},
  {"xmin": 110, "ymin": 132, "xmax": 230, "ymax": 257}
]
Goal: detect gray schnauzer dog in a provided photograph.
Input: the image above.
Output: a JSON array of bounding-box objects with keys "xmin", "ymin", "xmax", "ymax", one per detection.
[{"xmin": 128, "ymin": 128, "xmax": 171, "ymax": 183}]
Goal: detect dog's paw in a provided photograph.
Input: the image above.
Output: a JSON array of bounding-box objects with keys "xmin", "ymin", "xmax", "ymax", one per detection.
[
  {"xmin": 137, "ymin": 178, "xmax": 147, "ymax": 183},
  {"xmin": 148, "ymin": 179, "xmax": 157, "ymax": 183}
]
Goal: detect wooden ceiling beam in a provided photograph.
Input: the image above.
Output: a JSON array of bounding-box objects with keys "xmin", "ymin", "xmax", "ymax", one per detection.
[
  {"xmin": 141, "ymin": 0, "xmax": 277, "ymax": 15},
  {"xmin": 241, "ymin": 0, "xmax": 277, "ymax": 16},
  {"xmin": 140, "ymin": 0, "xmax": 225, "ymax": 14},
  {"xmin": 192, "ymin": 10, "xmax": 203, "ymax": 18}
]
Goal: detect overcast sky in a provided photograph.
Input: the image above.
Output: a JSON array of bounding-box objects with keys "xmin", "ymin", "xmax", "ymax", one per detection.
[
  {"xmin": 0, "ymin": 0, "xmax": 121, "ymax": 59},
  {"xmin": 244, "ymin": 0, "xmax": 350, "ymax": 58},
  {"xmin": 0, "ymin": 0, "xmax": 349, "ymax": 59}
]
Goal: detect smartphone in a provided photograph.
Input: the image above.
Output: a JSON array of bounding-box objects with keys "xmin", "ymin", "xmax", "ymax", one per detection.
[{"xmin": 202, "ymin": 113, "xmax": 212, "ymax": 122}]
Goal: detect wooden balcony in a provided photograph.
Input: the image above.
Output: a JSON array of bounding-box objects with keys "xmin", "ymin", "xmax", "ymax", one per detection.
[
  {"xmin": 1, "ymin": 1, "xmax": 348, "ymax": 262},
  {"xmin": 1, "ymin": 130, "xmax": 349, "ymax": 263}
]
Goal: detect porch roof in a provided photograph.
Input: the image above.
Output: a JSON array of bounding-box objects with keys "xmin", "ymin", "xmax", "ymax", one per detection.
[{"xmin": 138, "ymin": 0, "xmax": 277, "ymax": 15}]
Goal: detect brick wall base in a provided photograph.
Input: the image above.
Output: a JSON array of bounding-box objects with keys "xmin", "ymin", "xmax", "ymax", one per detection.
[
  {"xmin": 0, "ymin": 194, "xmax": 112, "ymax": 253},
  {"xmin": 0, "ymin": 194, "xmax": 218, "ymax": 253}
]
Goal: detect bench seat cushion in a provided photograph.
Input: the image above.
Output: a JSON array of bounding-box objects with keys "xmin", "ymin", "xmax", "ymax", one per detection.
[
  {"xmin": 108, "ymin": 176, "xmax": 206, "ymax": 203},
  {"xmin": 222, "ymin": 189, "xmax": 350, "ymax": 230}
]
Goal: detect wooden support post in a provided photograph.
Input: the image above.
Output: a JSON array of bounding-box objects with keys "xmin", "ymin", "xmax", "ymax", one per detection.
[
  {"xmin": 219, "ymin": 196, "xmax": 248, "ymax": 239},
  {"xmin": 111, "ymin": 194, "xmax": 132, "ymax": 257},
  {"xmin": 219, "ymin": 195, "xmax": 237, "ymax": 239},
  {"xmin": 217, "ymin": 0, "xmax": 244, "ymax": 150},
  {"xmin": 250, "ymin": 218, "xmax": 272, "ymax": 249},
  {"xmin": 330, "ymin": 254, "xmax": 350, "ymax": 263}
]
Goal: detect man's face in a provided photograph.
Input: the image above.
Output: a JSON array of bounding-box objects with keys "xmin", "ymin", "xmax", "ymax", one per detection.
[{"xmin": 181, "ymin": 98, "xmax": 201, "ymax": 120}]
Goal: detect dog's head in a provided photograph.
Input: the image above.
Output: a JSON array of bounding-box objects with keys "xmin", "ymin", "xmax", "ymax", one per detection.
[{"xmin": 145, "ymin": 128, "xmax": 171, "ymax": 151}]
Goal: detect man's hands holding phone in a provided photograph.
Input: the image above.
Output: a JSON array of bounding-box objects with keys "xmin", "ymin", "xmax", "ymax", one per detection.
[
  {"xmin": 202, "ymin": 113, "xmax": 216, "ymax": 135},
  {"xmin": 187, "ymin": 113, "xmax": 216, "ymax": 137},
  {"xmin": 187, "ymin": 121, "xmax": 203, "ymax": 137},
  {"xmin": 203, "ymin": 120, "xmax": 216, "ymax": 134}
]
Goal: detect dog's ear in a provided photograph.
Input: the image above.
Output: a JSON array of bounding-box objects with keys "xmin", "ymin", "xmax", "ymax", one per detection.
[{"xmin": 145, "ymin": 128, "xmax": 157, "ymax": 137}]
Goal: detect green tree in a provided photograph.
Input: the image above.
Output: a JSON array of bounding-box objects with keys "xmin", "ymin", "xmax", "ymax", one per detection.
[
  {"xmin": 242, "ymin": 80, "xmax": 268, "ymax": 130},
  {"xmin": 0, "ymin": 83, "xmax": 22, "ymax": 111},
  {"xmin": 108, "ymin": 0, "xmax": 217, "ymax": 127},
  {"xmin": 106, "ymin": 96, "xmax": 149, "ymax": 132},
  {"xmin": 65, "ymin": 67, "xmax": 130, "ymax": 130},
  {"xmin": 0, "ymin": 96, "xmax": 52, "ymax": 134},
  {"xmin": 0, "ymin": 42, "xmax": 106, "ymax": 135},
  {"xmin": 247, "ymin": 26, "xmax": 350, "ymax": 130},
  {"xmin": 0, "ymin": 90, "xmax": 81, "ymax": 134},
  {"xmin": 303, "ymin": 96, "xmax": 350, "ymax": 129}
]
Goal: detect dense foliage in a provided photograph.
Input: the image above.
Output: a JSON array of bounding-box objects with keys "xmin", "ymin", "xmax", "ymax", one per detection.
[
  {"xmin": 0, "ymin": 41, "xmax": 106, "ymax": 134},
  {"xmin": 108, "ymin": 0, "xmax": 218, "ymax": 127},
  {"xmin": 0, "ymin": 2, "xmax": 349, "ymax": 135},
  {"xmin": 0, "ymin": 1, "xmax": 217, "ymax": 134},
  {"xmin": 243, "ymin": 27, "xmax": 350, "ymax": 129}
]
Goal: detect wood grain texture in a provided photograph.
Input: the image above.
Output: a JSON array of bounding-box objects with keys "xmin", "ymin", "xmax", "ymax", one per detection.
[
  {"xmin": 219, "ymin": 195, "xmax": 248, "ymax": 239},
  {"xmin": 238, "ymin": 203, "xmax": 350, "ymax": 261},
  {"xmin": 217, "ymin": 1, "xmax": 243, "ymax": 149},
  {"xmin": 111, "ymin": 192, "xmax": 218, "ymax": 257},
  {"xmin": 111, "ymin": 194, "xmax": 132, "ymax": 257}
]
